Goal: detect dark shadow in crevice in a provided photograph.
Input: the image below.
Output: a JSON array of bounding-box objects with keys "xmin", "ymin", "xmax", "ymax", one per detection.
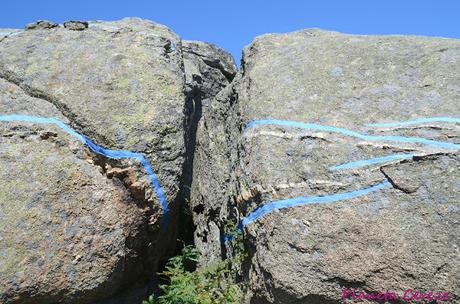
[{"xmin": 176, "ymin": 85, "xmax": 203, "ymax": 247}]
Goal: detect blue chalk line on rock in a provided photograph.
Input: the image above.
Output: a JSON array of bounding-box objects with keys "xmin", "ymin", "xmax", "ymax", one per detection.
[
  {"xmin": 327, "ymin": 116, "xmax": 460, "ymax": 170},
  {"xmin": 245, "ymin": 119, "xmax": 460, "ymax": 149},
  {"xmin": 0, "ymin": 114, "xmax": 169, "ymax": 224},
  {"xmin": 222, "ymin": 117, "xmax": 460, "ymax": 241},
  {"xmin": 224, "ymin": 181, "xmax": 392, "ymax": 242},
  {"xmin": 241, "ymin": 180, "xmax": 392, "ymax": 227}
]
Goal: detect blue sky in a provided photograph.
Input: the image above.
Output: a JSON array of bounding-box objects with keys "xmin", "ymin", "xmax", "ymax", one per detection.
[{"xmin": 1, "ymin": 0, "xmax": 459, "ymax": 64}]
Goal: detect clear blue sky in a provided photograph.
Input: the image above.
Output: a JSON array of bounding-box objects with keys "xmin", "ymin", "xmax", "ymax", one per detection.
[{"xmin": 1, "ymin": 0, "xmax": 459, "ymax": 64}]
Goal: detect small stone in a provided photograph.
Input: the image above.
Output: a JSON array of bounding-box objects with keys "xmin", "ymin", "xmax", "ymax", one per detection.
[
  {"xmin": 130, "ymin": 181, "xmax": 146, "ymax": 200},
  {"xmin": 240, "ymin": 190, "xmax": 252, "ymax": 201},
  {"xmin": 25, "ymin": 20, "xmax": 58, "ymax": 30},
  {"xmin": 106, "ymin": 167, "xmax": 130, "ymax": 179},
  {"xmin": 63, "ymin": 21, "xmax": 89, "ymax": 31}
]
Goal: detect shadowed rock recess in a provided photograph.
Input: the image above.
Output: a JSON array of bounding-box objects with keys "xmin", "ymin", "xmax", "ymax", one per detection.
[
  {"xmin": 0, "ymin": 19, "xmax": 459, "ymax": 304},
  {"xmin": 0, "ymin": 18, "xmax": 236, "ymax": 304},
  {"xmin": 191, "ymin": 29, "xmax": 460, "ymax": 303}
]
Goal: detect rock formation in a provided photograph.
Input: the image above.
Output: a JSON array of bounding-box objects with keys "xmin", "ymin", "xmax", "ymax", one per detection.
[
  {"xmin": 1, "ymin": 18, "xmax": 459, "ymax": 304},
  {"xmin": 191, "ymin": 29, "xmax": 460, "ymax": 303},
  {"xmin": 0, "ymin": 18, "xmax": 235, "ymax": 303}
]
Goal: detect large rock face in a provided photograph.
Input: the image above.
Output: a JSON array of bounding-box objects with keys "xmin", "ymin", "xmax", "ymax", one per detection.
[
  {"xmin": 2, "ymin": 18, "xmax": 459, "ymax": 304},
  {"xmin": 0, "ymin": 87, "xmax": 147, "ymax": 303},
  {"xmin": 0, "ymin": 18, "xmax": 235, "ymax": 304},
  {"xmin": 192, "ymin": 29, "xmax": 460, "ymax": 302}
]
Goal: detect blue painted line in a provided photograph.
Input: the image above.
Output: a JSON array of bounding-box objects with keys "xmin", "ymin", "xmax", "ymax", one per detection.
[
  {"xmin": 222, "ymin": 229, "xmax": 244, "ymax": 244},
  {"xmin": 367, "ymin": 117, "xmax": 460, "ymax": 127},
  {"xmin": 329, "ymin": 153, "xmax": 415, "ymax": 171},
  {"xmin": 0, "ymin": 115, "xmax": 85, "ymax": 142},
  {"xmin": 239, "ymin": 181, "xmax": 391, "ymax": 228},
  {"xmin": 245, "ymin": 119, "xmax": 460, "ymax": 149},
  {"xmin": 223, "ymin": 117, "xmax": 460, "ymax": 241},
  {"xmin": 83, "ymin": 136, "xmax": 169, "ymax": 218},
  {"xmin": 223, "ymin": 233, "xmax": 237, "ymax": 243},
  {"xmin": 0, "ymin": 114, "xmax": 169, "ymax": 221}
]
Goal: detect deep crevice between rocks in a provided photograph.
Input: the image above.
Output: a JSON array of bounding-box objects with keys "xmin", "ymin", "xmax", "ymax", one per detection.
[
  {"xmin": 0, "ymin": 36, "xmax": 239, "ymax": 303},
  {"xmin": 175, "ymin": 84, "xmax": 203, "ymax": 247},
  {"xmin": 145, "ymin": 55, "xmax": 218, "ymax": 300},
  {"xmin": 145, "ymin": 43, "xmax": 240, "ymax": 301}
]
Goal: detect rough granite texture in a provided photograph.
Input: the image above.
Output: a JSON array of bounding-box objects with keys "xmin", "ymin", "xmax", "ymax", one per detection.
[
  {"xmin": 1, "ymin": 18, "xmax": 459, "ymax": 304},
  {"xmin": 183, "ymin": 40, "xmax": 239, "ymax": 262},
  {"xmin": 0, "ymin": 18, "xmax": 235, "ymax": 304},
  {"xmin": 192, "ymin": 29, "xmax": 460, "ymax": 303}
]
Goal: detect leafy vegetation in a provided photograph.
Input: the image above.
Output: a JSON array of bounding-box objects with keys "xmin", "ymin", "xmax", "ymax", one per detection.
[
  {"xmin": 223, "ymin": 219, "xmax": 245, "ymax": 254},
  {"xmin": 143, "ymin": 242, "xmax": 245, "ymax": 304}
]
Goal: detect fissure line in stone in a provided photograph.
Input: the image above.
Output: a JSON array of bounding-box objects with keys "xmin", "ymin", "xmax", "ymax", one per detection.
[
  {"xmin": 0, "ymin": 114, "xmax": 169, "ymax": 222},
  {"xmin": 329, "ymin": 153, "xmax": 416, "ymax": 171},
  {"xmin": 224, "ymin": 181, "xmax": 392, "ymax": 242},
  {"xmin": 226, "ymin": 117, "xmax": 459, "ymax": 238},
  {"xmin": 245, "ymin": 119, "xmax": 460, "ymax": 149}
]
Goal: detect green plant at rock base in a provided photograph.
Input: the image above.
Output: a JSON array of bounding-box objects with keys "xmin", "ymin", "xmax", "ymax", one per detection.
[
  {"xmin": 143, "ymin": 295, "xmax": 155, "ymax": 304},
  {"xmin": 143, "ymin": 245, "xmax": 243, "ymax": 304}
]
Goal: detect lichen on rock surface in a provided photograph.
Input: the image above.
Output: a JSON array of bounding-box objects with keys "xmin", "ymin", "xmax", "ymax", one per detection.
[
  {"xmin": 0, "ymin": 18, "xmax": 235, "ymax": 304},
  {"xmin": 191, "ymin": 29, "xmax": 460, "ymax": 303},
  {"xmin": 1, "ymin": 17, "xmax": 459, "ymax": 304}
]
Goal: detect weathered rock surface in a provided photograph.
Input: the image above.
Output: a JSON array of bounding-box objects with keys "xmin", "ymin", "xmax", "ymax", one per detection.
[
  {"xmin": 25, "ymin": 20, "xmax": 59, "ymax": 30},
  {"xmin": 192, "ymin": 29, "xmax": 460, "ymax": 303},
  {"xmin": 0, "ymin": 82, "xmax": 147, "ymax": 303},
  {"xmin": 183, "ymin": 40, "xmax": 238, "ymax": 261},
  {"xmin": 63, "ymin": 20, "xmax": 89, "ymax": 31},
  {"xmin": 2, "ymin": 17, "xmax": 459, "ymax": 304},
  {"xmin": 0, "ymin": 18, "xmax": 234, "ymax": 304}
]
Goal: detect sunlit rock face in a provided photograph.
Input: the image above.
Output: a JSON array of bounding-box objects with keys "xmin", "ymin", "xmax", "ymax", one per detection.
[
  {"xmin": 1, "ymin": 17, "xmax": 459, "ymax": 304},
  {"xmin": 192, "ymin": 29, "xmax": 460, "ymax": 303},
  {"xmin": 0, "ymin": 18, "xmax": 235, "ymax": 304}
]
